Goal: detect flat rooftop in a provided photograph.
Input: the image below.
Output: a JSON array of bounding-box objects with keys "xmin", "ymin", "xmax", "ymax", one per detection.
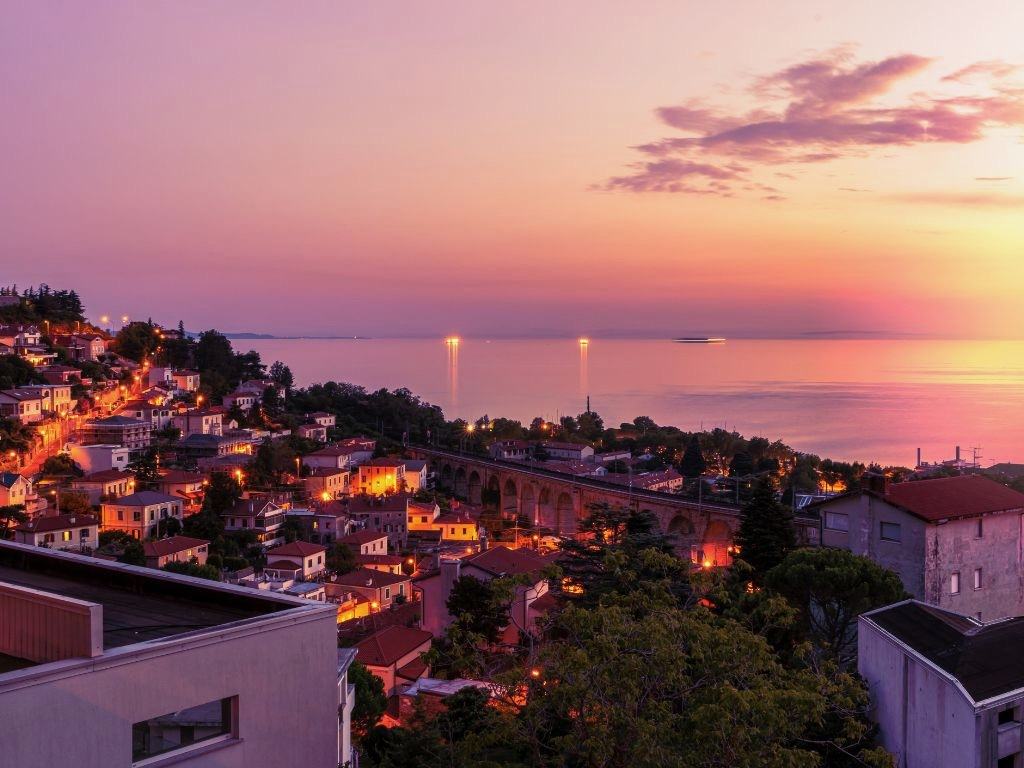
[{"xmin": 0, "ymin": 543, "xmax": 303, "ymax": 657}]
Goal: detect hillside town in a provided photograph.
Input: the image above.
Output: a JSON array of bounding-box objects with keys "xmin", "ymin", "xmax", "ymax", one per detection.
[{"xmin": 5, "ymin": 285, "xmax": 1024, "ymax": 768}]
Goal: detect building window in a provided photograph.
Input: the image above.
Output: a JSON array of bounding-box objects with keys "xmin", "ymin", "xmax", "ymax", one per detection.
[
  {"xmin": 998, "ymin": 707, "xmax": 1021, "ymax": 726},
  {"xmin": 824, "ymin": 512, "xmax": 849, "ymax": 532},
  {"xmin": 880, "ymin": 522, "xmax": 901, "ymax": 542},
  {"xmin": 951, "ymin": 572, "xmax": 960, "ymax": 595},
  {"xmin": 61, "ymin": 531, "xmax": 71, "ymax": 542},
  {"xmin": 132, "ymin": 696, "xmax": 235, "ymax": 764},
  {"xmin": 975, "ymin": 518, "xmax": 984, "ymax": 539},
  {"xmin": 384, "ymin": 587, "xmax": 391, "ymax": 600},
  {"xmin": 974, "ymin": 568, "xmax": 983, "ymax": 590}
]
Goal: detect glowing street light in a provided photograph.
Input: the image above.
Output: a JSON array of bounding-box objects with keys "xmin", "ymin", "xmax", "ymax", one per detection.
[{"xmin": 100, "ymin": 315, "xmax": 109, "ymax": 325}]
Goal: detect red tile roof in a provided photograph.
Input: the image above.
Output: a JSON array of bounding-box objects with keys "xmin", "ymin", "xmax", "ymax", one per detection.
[
  {"xmin": 266, "ymin": 540, "xmax": 326, "ymax": 558},
  {"xmin": 79, "ymin": 469, "xmax": 134, "ymax": 483},
  {"xmin": 464, "ymin": 545, "xmax": 551, "ymax": 577},
  {"xmin": 142, "ymin": 536, "xmax": 209, "ymax": 558},
  {"xmin": 15, "ymin": 513, "xmax": 99, "ymax": 533},
  {"xmin": 340, "ymin": 530, "xmax": 389, "ymax": 546},
  {"xmin": 883, "ymin": 475, "xmax": 1024, "ymax": 522},
  {"xmin": 355, "ymin": 625, "xmax": 433, "ymax": 667}
]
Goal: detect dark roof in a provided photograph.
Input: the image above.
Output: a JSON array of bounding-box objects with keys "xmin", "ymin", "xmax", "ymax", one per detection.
[
  {"xmin": 266, "ymin": 541, "xmax": 326, "ymax": 558},
  {"xmin": 79, "ymin": 469, "xmax": 134, "ymax": 483},
  {"xmin": 882, "ymin": 475, "xmax": 1024, "ymax": 522},
  {"xmin": 355, "ymin": 625, "xmax": 433, "ymax": 667},
  {"xmin": 464, "ymin": 545, "xmax": 550, "ymax": 577},
  {"xmin": 16, "ymin": 513, "xmax": 99, "ymax": 533},
  {"xmin": 0, "ymin": 473, "xmax": 26, "ymax": 489},
  {"xmin": 340, "ymin": 530, "xmax": 389, "ymax": 545},
  {"xmin": 105, "ymin": 490, "xmax": 181, "ymax": 506},
  {"xmin": 86, "ymin": 415, "xmax": 149, "ymax": 427},
  {"xmin": 865, "ymin": 600, "xmax": 1024, "ymax": 702},
  {"xmin": 333, "ymin": 567, "xmax": 409, "ymax": 588},
  {"xmin": 348, "ymin": 493, "xmax": 412, "ymax": 514},
  {"xmin": 142, "ymin": 536, "xmax": 209, "ymax": 558}
]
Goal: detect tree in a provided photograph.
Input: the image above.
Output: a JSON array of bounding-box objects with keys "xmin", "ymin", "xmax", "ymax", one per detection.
[
  {"xmin": 327, "ymin": 542, "xmax": 356, "ymax": 575},
  {"xmin": 349, "ymin": 661, "xmax": 388, "ymax": 736},
  {"xmin": 163, "ymin": 560, "xmax": 221, "ymax": 581},
  {"xmin": 519, "ymin": 603, "xmax": 893, "ymax": 768},
  {"xmin": 40, "ymin": 453, "xmax": 83, "ymax": 478},
  {"xmin": 112, "ymin": 321, "xmax": 160, "ymax": 362},
  {"xmin": 157, "ymin": 516, "xmax": 182, "ymax": 538},
  {"xmin": 680, "ymin": 434, "xmax": 707, "ymax": 478},
  {"xmin": 269, "ymin": 360, "xmax": 294, "ymax": 390},
  {"xmin": 767, "ymin": 547, "xmax": 907, "ymax": 665},
  {"xmin": 55, "ymin": 491, "xmax": 92, "ymax": 516},
  {"xmin": 0, "ymin": 504, "xmax": 28, "ymax": 539},
  {"xmin": 446, "ymin": 576, "xmax": 508, "ymax": 644},
  {"xmin": 734, "ymin": 477, "xmax": 796, "ymax": 576},
  {"xmin": 98, "ymin": 530, "xmax": 145, "ymax": 565},
  {"xmin": 729, "ymin": 450, "xmax": 755, "ymax": 477},
  {"xmin": 128, "ymin": 447, "xmax": 160, "ymax": 489}
]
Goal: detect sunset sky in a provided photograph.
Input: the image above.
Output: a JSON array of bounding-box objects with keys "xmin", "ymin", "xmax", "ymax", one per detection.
[{"xmin": 2, "ymin": 1, "xmax": 1022, "ymax": 338}]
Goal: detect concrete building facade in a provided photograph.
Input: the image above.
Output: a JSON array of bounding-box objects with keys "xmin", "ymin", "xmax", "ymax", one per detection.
[
  {"xmin": 815, "ymin": 475, "xmax": 1024, "ymax": 621},
  {"xmin": 0, "ymin": 542, "xmax": 344, "ymax": 768},
  {"xmin": 860, "ymin": 600, "xmax": 1024, "ymax": 768}
]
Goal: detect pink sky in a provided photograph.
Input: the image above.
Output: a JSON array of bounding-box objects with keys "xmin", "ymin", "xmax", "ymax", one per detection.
[{"xmin": 1, "ymin": 1, "xmax": 1022, "ymax": 338}]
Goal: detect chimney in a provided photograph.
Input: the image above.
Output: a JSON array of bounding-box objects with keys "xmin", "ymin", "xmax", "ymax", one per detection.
[
  {"xmin": 916, "ymin": 447, "xmax": 921, "ymax": 468},
  {"xmin": 440, "ymin": 557, "xmax": 461, "ymax": 597},
  {"xmin": 956, "ymin": 445, "xmax": 961, "ymax": 462},
  {"xmin": 863, "ymin": 471, "xmax": 889, "ymax": 496}
]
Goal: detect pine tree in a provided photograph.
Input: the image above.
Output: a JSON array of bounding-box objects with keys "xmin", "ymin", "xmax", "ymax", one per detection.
[
  {"xmin": 680, "ymin": 434, "xmax": 707, "ymax": 477},
  {"xmin": 735, "ymin": 476, "xmax": 796, "ymax": 576}
]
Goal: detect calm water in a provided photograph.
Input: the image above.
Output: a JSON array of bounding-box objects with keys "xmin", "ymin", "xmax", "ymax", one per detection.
[{"xmin": 241, "ymin": 338, "xmax": 1024, "ymax": 467}]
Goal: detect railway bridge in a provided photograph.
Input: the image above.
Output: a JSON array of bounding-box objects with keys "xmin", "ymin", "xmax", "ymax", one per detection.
[{"xmin": 409, "ymin": 447, "xmax": 820, "ymax": 566}]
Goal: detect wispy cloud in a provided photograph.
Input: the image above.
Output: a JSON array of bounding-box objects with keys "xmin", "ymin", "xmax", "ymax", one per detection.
[
  {"xmin": 975, "ymin": 176, "xmax": 1014, "ymax": 181},
  {"xmin": 602, "ymin": 50, "xmax": 1024, "ymax": 198},
  {"xmin": 889, "ymin": 192, "xmax": 1024, "ymax": 208}
]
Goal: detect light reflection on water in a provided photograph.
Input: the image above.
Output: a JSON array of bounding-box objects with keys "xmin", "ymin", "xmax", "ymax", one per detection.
[{"xmin": 242, "ymin": 337, "xmax": 1024, "ymax": 466}]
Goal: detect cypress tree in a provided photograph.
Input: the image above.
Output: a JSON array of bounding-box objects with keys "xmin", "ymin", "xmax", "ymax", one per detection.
[{"xmin": 735, "ymin": 476, "xmax": 796, "ymax": 575}]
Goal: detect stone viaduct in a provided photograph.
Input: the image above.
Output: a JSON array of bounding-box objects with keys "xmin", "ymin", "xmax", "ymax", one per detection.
[{"xmin": 409, "ymin": 447, "xmax": 819, "ymax": 566}]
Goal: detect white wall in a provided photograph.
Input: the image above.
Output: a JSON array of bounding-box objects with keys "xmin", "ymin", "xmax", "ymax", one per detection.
[{"xmin": 0, "ymin": 608, "xmax": 339, "ymax": 768}]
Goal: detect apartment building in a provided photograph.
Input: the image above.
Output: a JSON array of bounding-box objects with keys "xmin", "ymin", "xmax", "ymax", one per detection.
[
  {"xmin": 814, "ymin": 474, "xmax": 1024, "ymax": 621},
  {"xmin": 860, "ymin": 599, "xmax": 1024, "ymax": 768},
  {"xmin": 0, "ymin": 542, "xmax": 344, "ymax": 768}
]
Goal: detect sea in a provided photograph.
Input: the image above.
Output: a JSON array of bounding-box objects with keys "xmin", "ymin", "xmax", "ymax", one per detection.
[{"xmin": 239, "ymin": 337, "xmax": 1024, "ymax": 467}]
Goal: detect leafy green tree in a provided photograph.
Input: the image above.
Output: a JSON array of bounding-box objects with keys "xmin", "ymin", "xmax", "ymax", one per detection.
[
  {"xmin": 268, "ymin": 360, "xmax": 294, "ymax": 390},
  {"xmin": 520, "ymin": 603, "xmax": 893, "ymax": 768},
  {"xmin": 350, "ymin": 661, "xmax": 388, "ymax": 736},
  {"xmin": 0, "ymin": 504, "xmax": 28, "ymax": 539},
  {"xmin": 200, "ymin": 472, "xmax": 242, "ymax": 515},
  {"xmin": 157, "ymin": 516, "xmax": 182, "ymax": 538},
  {"xmin": 41, "ymin": 454, "xmax": 83, "ymax": 478},
  {"xmin": 327, "ymin": 542, "xmax": 356, "ymax": 575},
  {"xmin": 98, "ymin": 530, "xmax": 146, "ymax": 565},
  {"xmin": 446, "ymin": 576, "xmax": 508, "ymax": 644},
  {"xmin": 729, "ymin": 450, "xmax": 755, "ymax": 477},
  {"xmin": 112, "ymin": 321, "xmax": 160, "ymax": 362},
  {"xmin": 576, "ymin": 410, "xmax": 604, "ymax": 441},
  {"xmin": 767, "ymin": 547, "xmax": 907, "ymax": 665},
  {"xmin": 0, "ymin": 355, "xmax": 41, "ymax": 389},
  {"xmin": 734, "ymin": 477, "xmax": 796, "ymax": 577},
  {"xmin": 680, "ymin": 434, "xmax": 707, "ymax": 477},
  {"xmin": 163, "ymin": 559, "xmax": 221, "ymax": 580},
  {"xmin": 128, "ymin": 447, "xmax": 160, "ymax": 489}
]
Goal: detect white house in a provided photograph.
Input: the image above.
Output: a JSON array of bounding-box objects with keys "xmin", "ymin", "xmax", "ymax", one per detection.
[{"xmin": 14, "ymin": 513, "xmax": 99, "ymax": 552}]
